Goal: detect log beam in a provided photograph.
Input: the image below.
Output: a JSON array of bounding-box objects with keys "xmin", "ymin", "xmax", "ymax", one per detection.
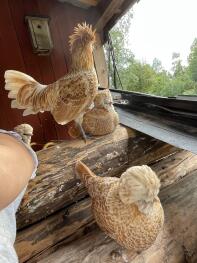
[
  {"xmin": 93, "ymin": 33, "xmax": 109, "ymax": 88},
  {"xmin": 37, "ymin": 170, "xmax": 197, "ymax": 263},
  {"xmin": 16, "ymin": 199, "xmax": 93, "ymax": 263},
  {"xmin": 16, "ymin": 125, "xmax": 176, "ymax": 229},
  {"xmin": 152, "ymin": 150, "xmax": 197, "ymax": 188},
  {"xmin": 95, "ymin": 0, "xmax": 125, "ymax": 33},
  {"xmin": 58, "ymin": 0, "xmax": 99, "ymax": 8},
  {"xmin": 78, "ymin": 0, "xmax": 99, "ymax": 6},
  {"xmin": 15, "ymin": 149, "xmax": 197, "ymax": 262}
]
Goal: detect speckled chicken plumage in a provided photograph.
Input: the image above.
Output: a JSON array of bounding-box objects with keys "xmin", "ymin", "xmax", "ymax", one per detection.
[
  {"xmin": 75, "ymin": 161, "xmax": 164, "ymax": 251},
  {"xmin": 14, "ymin": 123, "xmax": 33, "ymax": 146},
  {"xmin": 82, "ymin": 89, "xmax": 119, "ymax": 136},
  {"xmin": 4, "ymin": 23, "xmax": 98, "ymax": 125}
]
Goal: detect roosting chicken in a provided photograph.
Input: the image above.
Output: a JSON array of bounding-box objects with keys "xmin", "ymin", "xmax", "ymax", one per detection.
[
  {"xmin": 75, "ymin": 161, "xmax": 164, "ymax": 252},
  {"xmin": 14, "ymin": 123, "xmax": 33, "ymax": 147},
  {"xmin": 82, "ymin": 89, "xmax": 119, "ymax": 136},
  {"xmin": 68, "ymin": 89, "xmax": 119, "ymax": 137},
  {"xmin": 4, "ymin": 23, "xmax": 98, "ymax": 140}
]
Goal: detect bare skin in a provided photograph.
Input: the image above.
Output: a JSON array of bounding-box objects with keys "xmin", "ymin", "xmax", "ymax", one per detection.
[{"xmin": 0, "ymin": 133, "xmax": 34, "ymax": 210}]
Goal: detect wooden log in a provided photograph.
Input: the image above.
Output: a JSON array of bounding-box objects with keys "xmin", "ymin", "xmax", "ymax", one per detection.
[
  {"xmin": 61, "ymin": 0, "xmax": 99, "ymax": 8},
  {"xmin": 93, "ymin": 33, "xmax": 109, "ymax": 88},
  {"xmin": 152, "ymin": 150, "xmax": 197, "ymax": 188},
  {"xmin": 95, "ymin": 0, "xmax": 125, "ymax": 33},
  {"xmin": 15, "ymin": 198, "xmax": 93, "ymax": 263},
  {"xmin": 37, "ymin": 170, "xmax": 197, "ymax": 263},
  {"xmin": 16, "ymin": 125, "xmax": 176, "ymax": 229},
  {"xmin": 15, "ymin": 149, "xmax": 197, "ymax": 262}
]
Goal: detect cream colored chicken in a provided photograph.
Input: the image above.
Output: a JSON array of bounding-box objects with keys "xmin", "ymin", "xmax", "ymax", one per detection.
[
  {"xmin": 82, "ymin": 89, "xmax": 119, "ymax": 136},
  {"xmin": 75, "ymin": 161, "xmax": 164, "ymax": 251},
  {"xmin": 5, "ymin": 23, "xmax": 98, "ymax": 138},
  {"xmin": 14, "ymin": 123, "xmax": 33, "ymax": 146}
]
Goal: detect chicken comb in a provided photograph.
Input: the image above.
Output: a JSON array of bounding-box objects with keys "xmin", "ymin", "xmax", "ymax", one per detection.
[{"xmin": 69, "ymin": 22, "xmax": 96, "ymax": 50}]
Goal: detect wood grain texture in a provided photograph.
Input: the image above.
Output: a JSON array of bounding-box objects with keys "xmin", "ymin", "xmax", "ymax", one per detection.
[
  {"xmin": 38, "ymin": 170, "xmax": 197, "ymax": 263},
  {"xmin": 61, "ymin": 0, "xmax": 99, "ymax": 8},
  {"xmin": 16, "ymin": 125, "xmax": 176, "ymax": 229},
  {"xmin": 103, "ymin": 0, "xmax": 138, "ymax": 35},
  {"xmin": 95, "ymin": 0, "xmax": 125, "ymax": 32},
  {"xmin": 79, "ymin": 0, "xmax": 99, "ymax": 6},
  {"xmin": 152, "ymin": 150, "xmax": 197, "ymax": 188},
  {"xmin": 16, "ymin": 199, "xmax": 93, "ymax": 263},
  {"xmin": 93, "ymin": 33, "xmax": 109, "ymax": 88},
  {"xmin": 15, "ymin": 144, "xmax": 194, "ymax": 262}
]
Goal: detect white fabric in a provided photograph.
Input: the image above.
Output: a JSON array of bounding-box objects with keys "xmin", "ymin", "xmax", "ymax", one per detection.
[{"xmin": 0, "ymin": 130, "xmax": 38, "ymax": 262}]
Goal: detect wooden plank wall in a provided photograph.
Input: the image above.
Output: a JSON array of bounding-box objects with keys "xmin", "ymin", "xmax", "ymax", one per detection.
[{"xmin": 0, "ymin": 0, "xmax": 99, "ymax": 148}]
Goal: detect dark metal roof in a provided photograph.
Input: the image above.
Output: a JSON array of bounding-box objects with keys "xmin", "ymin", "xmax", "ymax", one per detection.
[
  {"xmin": 116, "ymin": 107, "xmax": 197, "ymax": 154},
  {"xmin": 101, "ymin": 88, "xmax": 197, "ymax": 154}
]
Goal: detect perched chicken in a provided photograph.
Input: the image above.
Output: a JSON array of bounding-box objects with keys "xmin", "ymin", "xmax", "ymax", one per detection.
[
  {"xmin": 14, "ymin": 123, "xmax": 33, "ymax": 146},
  {"xmin": 14, "ymin": 123, "xmax": 35, "ymax": 207},
  {"xmin": 75, "ymin": 161, "xmax": 164, "ymax": 252},
  {"xmin": 68, "ymin": 89, "xmax": 119, "ymax": 138},
  {"xmin": 5, "ymin": 23, "xmax": 98, "ymax": 138},
  {"xmin": 82, "ymin": 89, "xmax": 119, "ymax": 136}
]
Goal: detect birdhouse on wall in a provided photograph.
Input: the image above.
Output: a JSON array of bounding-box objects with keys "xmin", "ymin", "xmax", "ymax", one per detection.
[{"xmin": 25, "ymin": 16, "xmax": 53, "ymax": 55}]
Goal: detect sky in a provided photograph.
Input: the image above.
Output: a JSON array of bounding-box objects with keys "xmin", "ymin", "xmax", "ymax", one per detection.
[{"xmin": 128, "ymin": 0, "xmax": 197, "ymax": 71}]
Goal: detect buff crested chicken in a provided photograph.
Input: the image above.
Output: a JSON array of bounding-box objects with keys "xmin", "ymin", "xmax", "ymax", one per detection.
[
  {"xmin": 4, "ymin": 23, "xmax": 98, "ymax": 139},
  {"xmin": 82, "ymin": 89, "xmax": 119, "ymax": 136},
  {"xmin": 75, "ymin": 161, "xmax": 164, "ymax": 252},
  {"xmin": 14, "ymin": 123, "xmax": 33, "ymax": 146}
]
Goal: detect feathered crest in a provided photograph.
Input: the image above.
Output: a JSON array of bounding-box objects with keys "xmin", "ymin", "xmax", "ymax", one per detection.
[
  {"xmin": 69, "ymin": 22, "xmax": 96, "ymax": 50},
  {"xmin": 119, "ymin": 165, "xmax": 160, "ymax": 206}
]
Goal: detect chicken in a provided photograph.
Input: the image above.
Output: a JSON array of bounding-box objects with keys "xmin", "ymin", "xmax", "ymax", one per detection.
[
  {"xmin": 4, "ymin": 23, "xmax": 98, "ymax": 139},
  {"xmin": 82, "ymin": 89, "xmax": 119, "ymax": 136},
  {"xmin": 75, "ymin": 161, "xmax": 164, "ymax": 252},
  {"xmin": 14, "ymin": 123, "xmax": 35, "ymax": 207},
  {"xmin": 14, "ymin": 123, "xmax": 33, "ymax": 146},
  {"xmin": 68, "ymin": 89, "xmax": 119, "ymax": 138}
]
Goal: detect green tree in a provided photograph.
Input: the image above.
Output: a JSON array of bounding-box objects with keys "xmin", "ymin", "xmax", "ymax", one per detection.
[
  {"xmin": 188, "ymin": 38, "xmax": 197, "ymax": 82},
  {"xmin": 171, "ymin": 52, "xmax": 184, "ymax": 77},
  {"xmin": 105, "ymin": 9, "xmax": 134, "ymax": 89},
  {"xmin": 107, "ymin": 9, "xmax": 197, "ymax": 96},
  {"xmin": 152, "ymin": 58, "xmax": 163, "ymax": 73}
]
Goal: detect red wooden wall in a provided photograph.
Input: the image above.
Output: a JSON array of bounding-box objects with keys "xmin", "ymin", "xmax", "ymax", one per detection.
[{"xmin": 0, "ymin": 0, "xmax": 99, "ymax": 148}]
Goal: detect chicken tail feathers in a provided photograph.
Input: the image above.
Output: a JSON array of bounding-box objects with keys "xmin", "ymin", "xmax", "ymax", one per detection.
[
  {"xmin": 4, "ymin": 70, "xmax": 46, "ymax": 116},
  {"xmin": 75, "ymin": 161, "xmax": 98, "ymax": 192}
]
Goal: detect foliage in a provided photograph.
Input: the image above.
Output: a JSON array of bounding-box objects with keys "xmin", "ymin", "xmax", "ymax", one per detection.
[
  {"xmin": 106, "ymin": 10, "xmax": 197, "ymax": 97},
  {"xmin": 188, "ymin": 38, "xmax": 197, "ymax": 82}
]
